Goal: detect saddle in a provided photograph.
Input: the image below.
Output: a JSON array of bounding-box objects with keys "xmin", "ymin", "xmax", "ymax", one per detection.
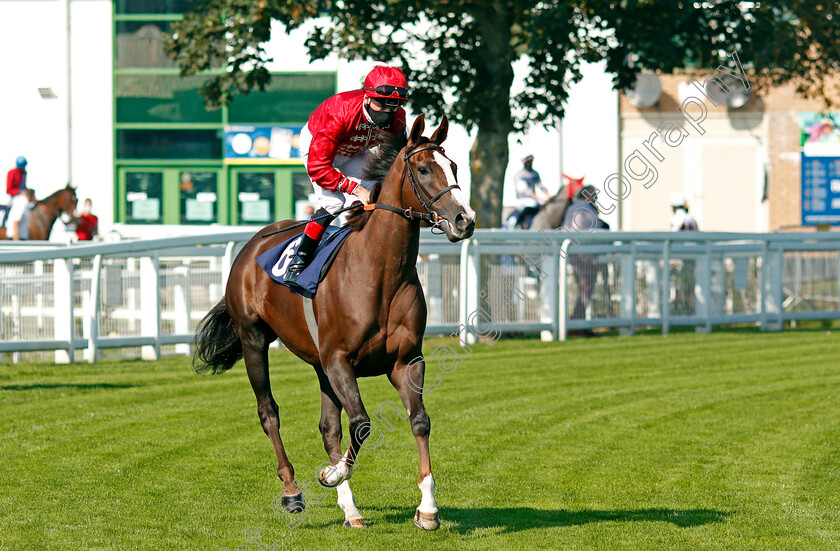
[{"xmin": 256, "ymin": 225, "xmax": 353, "ymax": 298}]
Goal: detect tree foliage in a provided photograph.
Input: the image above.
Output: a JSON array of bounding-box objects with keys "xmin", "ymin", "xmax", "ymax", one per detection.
[{"xmin": 168, "ymin": 0, "xmax": 840, "ymax": 226}]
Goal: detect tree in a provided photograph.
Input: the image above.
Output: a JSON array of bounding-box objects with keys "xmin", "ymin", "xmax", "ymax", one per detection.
[{"xmin": 168, "ymin": 0, "xmax": 840, "ymax": 228}]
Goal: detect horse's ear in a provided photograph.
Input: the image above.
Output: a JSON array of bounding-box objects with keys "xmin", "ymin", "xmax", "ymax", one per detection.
[
  {"xmin": 430, "ymin": 115, "xmax": 449, "ymax": 145},
  {"xmin": 409, "ymin": 115, "xmax": 425, "ymax": 146}
]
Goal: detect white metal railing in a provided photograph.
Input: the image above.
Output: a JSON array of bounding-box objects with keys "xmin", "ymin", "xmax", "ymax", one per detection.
[{"xmin": 1, "ymin": 229, "xmax": 839, "ymax": 363}]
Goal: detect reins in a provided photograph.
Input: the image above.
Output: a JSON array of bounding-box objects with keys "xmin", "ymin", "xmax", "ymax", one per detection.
[{"xmin": 262, "ymin": 140, "xmax": 460, "ymax": 239}]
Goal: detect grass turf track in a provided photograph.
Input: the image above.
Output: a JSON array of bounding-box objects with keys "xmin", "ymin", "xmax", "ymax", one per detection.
[{"xmin": 0, "ymin": 330, "xmax": 839, "ymax": 550}]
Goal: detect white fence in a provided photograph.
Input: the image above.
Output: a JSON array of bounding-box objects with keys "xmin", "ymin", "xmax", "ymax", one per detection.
[{"xmin": 1, "ymin": 230, "xmax": 839, "ymax": 363}]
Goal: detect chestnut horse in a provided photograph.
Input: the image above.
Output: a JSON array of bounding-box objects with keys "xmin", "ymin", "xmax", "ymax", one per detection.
[
  {"xmin": 28, "ymin": 185, "xmax": 78, "ymax": 240},
  {"xmin": 193, "ymin": 115, "xmax": 475, "ymax": 530}
]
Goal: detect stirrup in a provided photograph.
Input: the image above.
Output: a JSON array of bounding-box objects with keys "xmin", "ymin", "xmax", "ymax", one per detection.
[{"xmin": 285, "ymin": 255, "xmax": 309, "ymax": 281}]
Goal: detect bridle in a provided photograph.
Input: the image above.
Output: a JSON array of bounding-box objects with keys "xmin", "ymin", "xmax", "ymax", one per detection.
[
  {"xmin": 362, "ymin": 142, "xmax": 460, "ymax": 232},
  {"xmin": 403, "ymin": 143, "xmax": 460, "ymax": 214}
]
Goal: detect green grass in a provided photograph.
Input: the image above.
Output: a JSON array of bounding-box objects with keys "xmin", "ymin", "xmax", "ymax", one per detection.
[{"xmin": 1, "ymin": 331, "xmax": 840, "ymax": 550}]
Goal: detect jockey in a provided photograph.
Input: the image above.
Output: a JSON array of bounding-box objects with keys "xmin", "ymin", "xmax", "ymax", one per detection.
[
  {"xmin": 6, "ymin": 156, "xmax": 28, "ymax": 198},
  {"xmin": 287, "ymin": 64, "xmax": 409, "ymax": 281}
]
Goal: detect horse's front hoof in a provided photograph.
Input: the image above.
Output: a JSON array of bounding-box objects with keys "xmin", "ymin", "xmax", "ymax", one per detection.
[
  {"xmin": 413, "ymin": 508, "xmax": 440, "ymax": 531},
  {"xmin": 318, "ymin": 464, "xmax": 353, "ymax": 488},
  {"xmin": 343, "ymin": 517, "xmax": 367, "ymax": 528},
  {"xmin": 281, "ymin": 493, "xmax": 306, "ymax": 513}
]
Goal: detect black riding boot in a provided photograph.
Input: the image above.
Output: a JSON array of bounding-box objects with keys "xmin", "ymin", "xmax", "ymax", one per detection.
[{"xmin": 286, "ymin": 233, "xmax": 320, "ymax": 283}]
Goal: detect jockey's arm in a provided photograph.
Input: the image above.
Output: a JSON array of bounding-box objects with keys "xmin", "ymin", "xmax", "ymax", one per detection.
[
  {"xmin": 306, "ymin": 122, "xmax": 359, "ymax": 195},
  {"xmin": 535, "ymin": 182, "xmax": 551, "ymax": 203}
]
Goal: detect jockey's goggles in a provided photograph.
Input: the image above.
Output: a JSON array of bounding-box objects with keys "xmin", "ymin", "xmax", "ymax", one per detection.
[{"xmin": 364, "ymin": 85, "xmax": 409, "ymax": 102}]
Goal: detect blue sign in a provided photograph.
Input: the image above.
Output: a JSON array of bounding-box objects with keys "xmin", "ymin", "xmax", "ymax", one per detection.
[
  {"xmin": 801, "ymin": 153, "xmax": 840, "ymax": 225},
  {"xmin": 224, "ymin": 125, "xmax": 304, "ymax": 161}
]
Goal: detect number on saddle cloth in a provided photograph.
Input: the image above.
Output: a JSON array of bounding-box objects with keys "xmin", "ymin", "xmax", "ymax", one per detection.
[{"xmin": 256, "ymin": 225, "xmax": 353, "ymax": 299}]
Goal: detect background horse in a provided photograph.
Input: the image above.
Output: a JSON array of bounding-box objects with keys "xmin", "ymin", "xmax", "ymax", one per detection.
[
  {"xmin": 529, "ymin": 174, "xmax": 585, "ymax": 230},
  {"xmin": 193, "ymin": 115, "xmax": 475, "ymax": 530},
  {"xmin": 28, "ymin": 185, "xmax": 78, "ymax": 240}
]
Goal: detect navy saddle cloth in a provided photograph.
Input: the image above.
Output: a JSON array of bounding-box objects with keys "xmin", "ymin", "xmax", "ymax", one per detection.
[{"xmin": 256, "ymin": 225, "xmax": 353, "ymax": 298}]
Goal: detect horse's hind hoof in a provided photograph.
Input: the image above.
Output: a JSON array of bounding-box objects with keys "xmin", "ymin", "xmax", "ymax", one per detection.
[
  {"xmin": 413, "ymin": 509, "xmax": 440, "ymax": 531},
  {"xmin": 343, "ymin": 517, "xmax": 367, "ymax": 528},
  {"xmin": 281, "ymin": 493, "xmax": 305, "ymax": 513}
]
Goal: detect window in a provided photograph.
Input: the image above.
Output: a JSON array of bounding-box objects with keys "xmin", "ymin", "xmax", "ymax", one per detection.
[
  {"xmin": 228, "ymin": 74, "xmax": 336, "ymax": 124},
  {"xmin": 116, "ymin": 74, "xmax": 221, "ymax": 124},
  {"xmin": 115, "ymin": 21, "xmax": 177, "ymax": 69},
  {"xmin": 125, "ymin": 172, "xmax": 163, "ymax": 224},
  {"xmin": 118, "ymin": 130, "xmax": 222, "ymax": 159},
  {"xmin": 180, "ymin": 171, "xmax": 218, "ymax": 224},
  {"xmin": 115, "ymin": 0, "xmax": 198, "ymax": 15},
  {"xmin": 237, "ymin": 173, "xmax": 275, "ymax": 224}
]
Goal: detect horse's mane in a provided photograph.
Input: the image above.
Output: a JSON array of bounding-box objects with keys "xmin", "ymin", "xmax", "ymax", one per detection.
[
  {"xmin": 39, "ymin": 186, "xmax": 74, "ymax": 204},
  {"xmin": 345, "ymin": 130, "xmax": 417, "ymax": 232}
]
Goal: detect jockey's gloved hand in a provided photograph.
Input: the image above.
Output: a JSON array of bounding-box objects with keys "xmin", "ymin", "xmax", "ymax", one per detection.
[{"xmin": 352, "ymin": 186, "xmax": 372, "ymax": 206}]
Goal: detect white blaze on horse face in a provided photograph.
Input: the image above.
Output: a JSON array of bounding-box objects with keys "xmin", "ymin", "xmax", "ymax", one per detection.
[
  {"xmin": 418, "ymin": 474, "xmax": 438, "ymax": 514},
  {"xmin": 433, "ymin": 152, "xmax": 476, "ymax": 221}
]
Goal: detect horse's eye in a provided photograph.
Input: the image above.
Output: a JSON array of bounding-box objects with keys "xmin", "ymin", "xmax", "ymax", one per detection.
[{"xmin": 418, "ymin": 166, "xmax": 429, "ymax": 175}]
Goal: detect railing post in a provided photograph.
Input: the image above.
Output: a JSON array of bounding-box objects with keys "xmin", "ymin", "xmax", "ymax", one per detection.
[
  {"xmin": 221, "ymin": 241, "xmax": 237, "ymax": 293},
  {"xmin": 34, "ymin": 260, "xmax": 45, "ymax": 330},
  {"xmin": 762, "ymin": 243, "xmax": 784, "ymax": 331},
  {"xmin": 426, "ymin": 254, "xmax": 443, "ymax": 326},
  {"xmin": 87, "ymin": 254, "xmax": 103, "ymax": 363},
  {"xmin": 559, "ymin": 239, "xmax": 570, "ymax": 341},
  {"xmin": 174, "ymin": 266, "xmax": 192, "ymax": 355},
  {"xmin": 619, "ymin": 242, "xmax": 636, "ymax": 336},
  {"xmin": 696, "ymin": 240, "xmax": 713, "ymax": 333},
  {"xmin": 0, "ymin": 275, "xmax": 3, "ymax": 363},
  {"xmin": 12, "ymin": 294, "xmax": 22, "ymax": 363},
  {"xmin": 458, "ymin": 238, "xmax": 478, "ymax": 345},
  {"xmin": 662, "ymin": 240, "xmax": 671, "ymax": 335},
  {"xmin": 54, "ymin": 258, "xmax": 75, "ymax": 364},
  {"xmin": 540, "ymin": 251, "xmax": 559, "ymax": 341},
  {"xmin": 140, "ymin": 255, "xmax": 161, "ymax": 360}
]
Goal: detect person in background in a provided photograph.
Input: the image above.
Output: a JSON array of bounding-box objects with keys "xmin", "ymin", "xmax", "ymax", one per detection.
[
  {"xmin": 6, "ymin": 188, "xmax": 35, "ymax": 240},
  {"xmin": 669, "ymin": 192, "xmax": 698, "ymax": 231},
  {"xmin": 75, "ymin": 198, "xmax": 98, "ymax": 241},
  {"xmin": 6, "ymin": 156, "xmax": 27, "ymax": 198},
  {"xmin": 3, "ymin": 156, "xmax": 28, "ymax": 225},
  {"xmin": 513, "ymin": 154, "xmax": 550, "ymax": 228},
  {"xmin": 668, "ymin": 191, "xmax": 698, "ymax": 314},
  {"xmin": 563, "ymin": 185, "xmax": 609, "ymax": 335}
]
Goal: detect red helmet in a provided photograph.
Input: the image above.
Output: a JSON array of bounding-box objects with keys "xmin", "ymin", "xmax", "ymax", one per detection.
[{"xmin": 363, "ymin": 65, "xmax": 409, "ymax": 105}]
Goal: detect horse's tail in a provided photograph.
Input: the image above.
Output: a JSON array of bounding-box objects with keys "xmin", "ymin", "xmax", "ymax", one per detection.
[{"xmin": 192, "ymin": 298, "xmax": 242, "ymax": 375}]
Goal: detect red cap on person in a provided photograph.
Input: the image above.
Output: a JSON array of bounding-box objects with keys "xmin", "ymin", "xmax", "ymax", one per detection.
[{"xmin": 363, "ymin": 65, "xmax": 409, "ymax": 101}]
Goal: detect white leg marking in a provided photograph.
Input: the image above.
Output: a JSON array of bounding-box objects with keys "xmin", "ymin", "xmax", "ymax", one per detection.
[
  {"xmin": 337, "ymin": 480, "xmax": 364, "ymax": 522},
  {"xmin": 433, "ymin": 152, "xmax": 476, "ymax": 220},
  {"xmin": 418, "ymin": 474, "xmax": 438, "ymax": 514}
]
